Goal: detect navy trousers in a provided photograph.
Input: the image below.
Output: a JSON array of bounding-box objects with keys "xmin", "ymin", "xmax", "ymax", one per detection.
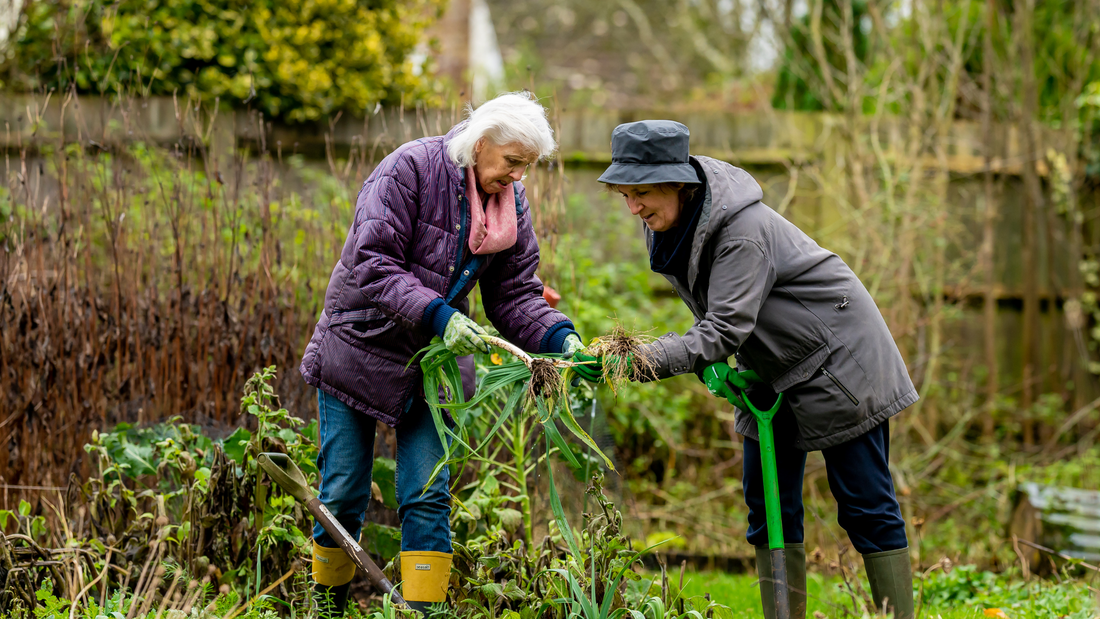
[{"xmin": 741, "ymin": 406, "xmax": 908, "ymax": 554}]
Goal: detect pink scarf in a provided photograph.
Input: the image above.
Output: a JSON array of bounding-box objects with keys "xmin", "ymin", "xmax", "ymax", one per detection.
[{"xmin": 465, "ymin": 166, "xmax": 517, "ymax": 255}]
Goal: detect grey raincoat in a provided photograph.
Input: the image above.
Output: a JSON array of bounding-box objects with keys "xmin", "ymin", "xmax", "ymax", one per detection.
[{"xmin": 642, "ymin": 156, "xmax": 918, "ymax": 451}]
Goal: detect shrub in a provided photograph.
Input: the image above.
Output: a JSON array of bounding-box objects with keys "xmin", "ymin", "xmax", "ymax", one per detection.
[{"xmin": 1, "ymin": 0, "xmax": 446, "ymax": 121}]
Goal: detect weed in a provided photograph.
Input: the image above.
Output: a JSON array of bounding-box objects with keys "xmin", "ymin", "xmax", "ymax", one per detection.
[{"xmin": 586, "ymin": 326, "xmax": 658, "ymax": 388}]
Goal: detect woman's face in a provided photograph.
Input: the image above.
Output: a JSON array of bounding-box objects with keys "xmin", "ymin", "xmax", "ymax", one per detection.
[
  {"xmin": 617, "ymin": 184, "xmax": 683, "ymax": 232},
  {"xmin": 474, "ymin": 139, "xmax": 537, "ymax": 194}
]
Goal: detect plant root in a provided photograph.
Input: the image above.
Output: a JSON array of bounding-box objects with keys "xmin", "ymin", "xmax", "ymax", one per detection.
[
  {"xmin": 527, "ymin": 358, "xmax": 565, "ymax": 401},
  {"xmin": 587, "ymin": 325, "xmax": 658, "ymax": 389}
]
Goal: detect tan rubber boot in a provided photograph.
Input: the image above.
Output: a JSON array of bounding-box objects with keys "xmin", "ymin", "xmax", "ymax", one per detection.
[
  {"xmin": 312, "ymin": 541, "xmax": 356, "ymax": 617},
  {"xmin": 756, "ymin": 544, "xmax": 807, "ymax": 619},
  {"xmin": 863, "ymin": 547, "xmax": 914, "ymax": 619},
  {"xmin": 400, "ymin": 551, "xmax": 453, "ymax": 614}
]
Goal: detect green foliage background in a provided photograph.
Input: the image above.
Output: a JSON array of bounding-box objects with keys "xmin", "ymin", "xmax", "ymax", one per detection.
[
  {"xmin": 1, "ymin": 0, "xmax": 447, "ymax": 121},
  {"xmin": 771, "ymin": 0, "xmax": 1100, "ymax": 120}
]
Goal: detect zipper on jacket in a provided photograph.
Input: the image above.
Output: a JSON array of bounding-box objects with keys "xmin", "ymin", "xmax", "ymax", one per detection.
[{"xmin": 822, "ymin": 367, "xmax": 859, "ymax": 406}]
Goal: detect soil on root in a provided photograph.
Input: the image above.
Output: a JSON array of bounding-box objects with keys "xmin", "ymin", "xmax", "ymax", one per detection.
[
  {"xmin": 587, "ymin": 325, "xmax": 658, "ymax": 388},
  {"xmin": 527, "ymin": 358, "xmax": 565, "ymax": 400}
]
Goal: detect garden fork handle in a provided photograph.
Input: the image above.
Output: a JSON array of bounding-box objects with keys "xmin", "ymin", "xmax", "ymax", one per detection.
[
  {"xmin": 257, "ymin": 453, "xmax": 406, "ymax": 606},
  {"xmin": 726, "ymin": 384, "xmax": 790, "ymax": 619}
]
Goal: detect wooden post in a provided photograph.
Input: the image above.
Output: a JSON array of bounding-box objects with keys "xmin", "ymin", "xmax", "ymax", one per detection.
[
  {"xmin": 981, "ymin": 0, "xmax": 999, "ymax": 441},
  {"xmin": 1016, "ymin": 0, "xmax": 1044, "ymax": 449}
]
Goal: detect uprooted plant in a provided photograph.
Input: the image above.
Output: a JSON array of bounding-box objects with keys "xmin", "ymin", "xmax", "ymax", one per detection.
[
  {"xmin": 410, "ymin": 331, "xmax": 732, "ymax": 617},
  {"xmin": 585, "ymin": 326, "xmax": 659, "ymax": 388},
  {"xmin": 416, "ymin": 334, "xmax": 615, "ymax": 487}
]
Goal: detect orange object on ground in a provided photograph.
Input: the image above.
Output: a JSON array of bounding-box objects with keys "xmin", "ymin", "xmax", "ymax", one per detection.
[{"xmin": 543, "ymin": 286, "xmax": 561, "ymax": 308}]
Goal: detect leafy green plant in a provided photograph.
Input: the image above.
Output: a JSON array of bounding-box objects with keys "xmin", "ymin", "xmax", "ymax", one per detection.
[
  {"xmin": 416, "ymin": 336, "xmax": 613, "ymax": 496},
  {"xmin": 0, "ymin": 367, "xmax": 329, "ymax": 617},
  {"xmin": 3, "ymin": 0, "xmax": 446, "ymax": 121}
]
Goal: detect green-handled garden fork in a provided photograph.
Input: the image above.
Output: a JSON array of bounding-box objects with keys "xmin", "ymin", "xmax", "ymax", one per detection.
[{"xmin": 703, "ymin": 363, "xmax": 790, "ymax": 619}]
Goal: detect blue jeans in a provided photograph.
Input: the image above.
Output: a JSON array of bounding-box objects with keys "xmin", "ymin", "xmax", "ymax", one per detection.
[
  {"xmin": 742, "ymin": 405, "xmax": 907, "ymax": 554},
  {"xmin": 313, "ymin": 390, "xmax": 452, "ymax": 553}
]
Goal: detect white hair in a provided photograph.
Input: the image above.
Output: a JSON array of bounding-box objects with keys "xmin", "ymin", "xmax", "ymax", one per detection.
[{"xmin": 446, "ymin": 91, "xmax": 556, "ymax": 168}]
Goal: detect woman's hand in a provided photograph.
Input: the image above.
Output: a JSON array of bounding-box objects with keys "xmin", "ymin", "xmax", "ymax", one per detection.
[
  {"xmin": 572, "ymin": 351, "xmax": 633, "ymax": 383},
  {"xmin": 443, "ymin": 313, "xmax": 493, "ymax": 355},
  {"xmin": 571, "ymin": 351, "xmax": 604, "ymax": 383},
  {"xmin": 562, "ymin": 334, "xmax": 585, "ymax": 358}
]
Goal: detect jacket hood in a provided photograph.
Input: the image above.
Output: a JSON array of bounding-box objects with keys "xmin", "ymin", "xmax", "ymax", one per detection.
[
  {"xmin": 684, "ymin": 156, "xmax": 764, "ymax": 286},
  {"xmin": 694, "ymin": 156, "xmax": 764, "ymax": 228}
]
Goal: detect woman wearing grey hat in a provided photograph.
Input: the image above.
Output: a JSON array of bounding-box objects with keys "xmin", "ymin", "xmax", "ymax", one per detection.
[{"xmin": 574, "ymin": 120, "xmax": 917, "ymax": 619}]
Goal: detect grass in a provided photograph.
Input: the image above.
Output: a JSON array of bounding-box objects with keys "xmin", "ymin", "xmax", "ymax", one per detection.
[
  {"xmin": 675, "ymin": 567, "xmax": 1100, "ymax": 619},
  {"xmin": 675, "ymin": 570, "xmax": 835, "ymax": 618}
]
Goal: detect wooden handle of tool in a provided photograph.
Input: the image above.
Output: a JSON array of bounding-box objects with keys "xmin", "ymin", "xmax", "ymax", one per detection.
[{"xmin": 305, "ymin": 498, "xmax": 405, "ymax": 606}]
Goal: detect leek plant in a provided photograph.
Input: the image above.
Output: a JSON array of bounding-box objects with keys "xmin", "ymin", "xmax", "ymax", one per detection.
[{"xmin": 415, "ymin": 335, "xmax": 614, "ymax": 555}]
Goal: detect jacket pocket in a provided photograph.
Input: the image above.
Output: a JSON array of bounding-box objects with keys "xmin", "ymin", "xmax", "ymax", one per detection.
[
  {"xmin": 821, "ymin": 366, "xmax": 859, "ymax": 406},
  {"xmin": 330, "ymin": 307, "xmax": 395, "ymax": 340},
  {"xmin": 768, "ymin": 343, "xmax": 829, "ymax": 393}
]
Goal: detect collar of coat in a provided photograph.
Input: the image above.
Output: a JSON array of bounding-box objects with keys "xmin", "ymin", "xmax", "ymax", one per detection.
[
  {"xmin": 645, "ymin": 156, "xmax": 765, "ymax": 291},
  {"xmin": 442, "ymin": 122, "xmax": 469, "ymax": 192}
]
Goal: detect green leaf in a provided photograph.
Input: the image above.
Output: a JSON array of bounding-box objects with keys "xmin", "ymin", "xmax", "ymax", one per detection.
[
  {"xmin": 301, "ymin": 419, "xmax": 319, "ymax": 443},
  {"xmin": 480, "ymin": 384, "xmax": 525, "ymax": 448},
  {"xmin": 361, "ymin": 521, "xmax": 401, "ymax": 559},
  {"xmin": 556, "ymin": 397, "xmax": 615, "ymax": 471},
  {"xmin": 372, "ymin": 457, "xmax": 399, "ymax": 510},
  {"xmin": 222, "ymin": 427, "xmax": 252, "ymax": 464},
  {"xmin": 542, "ymin": 414, "xmax": 581, "ymax": 469},
  {"xmin": 479, "ymin": 582, "xmax": 504, "ymax": 597},
  {"xmin": 30, "ymin": 516, "xmax": 47, "ymax": 540},
  {"xmin": 422, "ymin": 367, "xmax": 451, "ymax": 455},
  {"xmin": 119, "ymin": 440, "xmax": 157, "ymax": 476},
  {"xmin": 545, "ymin": 435, "xmax": 581, "ymax": 560},
  {"xmin": 495, "ymin": 508, "xmax": 524, "ymax": 532},
  {"xmin": 463, "ymin": 361, "xmax": 532, "ymax": 409},
  {"xmin": 501, "ymin": 580, "xmax": 527, "ymax": 602}
]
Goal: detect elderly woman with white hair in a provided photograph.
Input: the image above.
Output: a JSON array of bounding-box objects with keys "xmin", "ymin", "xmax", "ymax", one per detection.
[{"xmin": 299, "ymin": 92, "xmax": 584, "ymax": 614}]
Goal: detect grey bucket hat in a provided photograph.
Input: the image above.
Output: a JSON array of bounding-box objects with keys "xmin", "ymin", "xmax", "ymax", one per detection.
[{"xmin": 597, "ymin": 120, "xmax": 700, "ymax": 186}]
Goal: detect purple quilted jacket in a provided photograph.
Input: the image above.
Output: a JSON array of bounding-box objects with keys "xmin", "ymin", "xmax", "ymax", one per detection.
[{"xmin": 300, "ymin": 124, "xmax": 573, "ymax": 426}]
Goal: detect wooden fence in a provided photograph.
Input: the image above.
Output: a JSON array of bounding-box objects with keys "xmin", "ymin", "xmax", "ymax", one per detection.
[{"xmin": 1, "ymin": 93, "xmax": 1096, "ymax": 408}]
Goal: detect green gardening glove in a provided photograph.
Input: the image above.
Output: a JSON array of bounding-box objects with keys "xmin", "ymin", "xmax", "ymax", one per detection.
[
  {"xmin": 703, "ymin": 362, "xmax": 738, "ymax": 405},
  {"xmin": 572, "ymin": 352, "xmax": 638, "ymax": 383},
  {"xmin": 443, "ymin": 313, "xmax": 492, "ymax": 355},
  {"xmin": 571, "ymin": 351, "xmax": 604, "ymax": 383},
  {"xmin": 703, "ymin": 362, "xmax": 762, "ymax": 408}
]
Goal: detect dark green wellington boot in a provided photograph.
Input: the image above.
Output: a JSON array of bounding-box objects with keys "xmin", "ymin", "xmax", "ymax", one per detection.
[
  {"xmin": 863, "ymin": 547, "xmax": 914, "ymax": 619},
  {"xmin": 312, "ymin": 581, "xmax": 351, "ymax": 618},
  {"xmin": 756, "ymin": 543, "xmax": 807, "ymax": 619}
]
